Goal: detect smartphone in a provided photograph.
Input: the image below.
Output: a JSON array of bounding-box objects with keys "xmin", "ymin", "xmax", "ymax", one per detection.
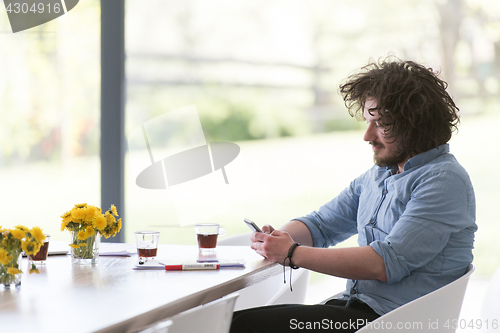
[{"xmin": 244, "ymin": 218, "xmax": 262, "ymax": 233}]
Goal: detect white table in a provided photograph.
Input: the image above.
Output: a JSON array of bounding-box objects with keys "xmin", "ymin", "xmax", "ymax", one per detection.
[{"xmin": 0, "ymin": 242, "xmax": 280, "ymax": 333}]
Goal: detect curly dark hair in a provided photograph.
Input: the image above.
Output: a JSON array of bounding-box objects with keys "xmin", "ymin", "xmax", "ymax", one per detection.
[{"xmin": 339, "ymin": 57, "xmax": 460, "ymax": 157}]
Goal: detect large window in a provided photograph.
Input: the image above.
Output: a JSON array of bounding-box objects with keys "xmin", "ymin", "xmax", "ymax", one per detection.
[
  {"xmin": 0, "ymin": 1, "xmax": 101, "ymax": 240},
  {"xmin": 124, "ymin": 0, "xmax": 500, "ymax": 279},
  {"xmin": 1, "ymin": 0, "xmax": 499, "ymax": 284}
]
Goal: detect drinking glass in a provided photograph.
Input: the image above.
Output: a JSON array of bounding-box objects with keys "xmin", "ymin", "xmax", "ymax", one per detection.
[
  {"xmin": 195, "ymin": 224, "xmax": 225, "ymax": 254},
  {"xmin": 134, "ymin": 231, "xmax": 160, "ymax": 262}
]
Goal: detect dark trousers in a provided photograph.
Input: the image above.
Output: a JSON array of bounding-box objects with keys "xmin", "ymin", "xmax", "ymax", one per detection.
[{"xmin": 230, "ymin": 299, "xmax": 380, "ymax": 333}]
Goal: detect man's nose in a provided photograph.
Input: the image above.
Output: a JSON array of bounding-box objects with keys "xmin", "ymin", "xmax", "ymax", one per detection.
[{"xmin": 364, "ymin": 123, "xmax": 376, "ymax": 142}]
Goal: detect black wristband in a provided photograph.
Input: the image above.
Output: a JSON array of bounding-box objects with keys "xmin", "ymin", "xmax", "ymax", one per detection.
[{"xmin": 286, "ymin": 242, "xmax": 300, "ymax": 269}]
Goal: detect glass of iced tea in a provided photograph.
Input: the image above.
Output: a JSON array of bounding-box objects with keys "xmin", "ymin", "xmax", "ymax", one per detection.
[
  {"xmin": 28, "ymin": 234, "xmax": 50, "ymax": 265},
  {"xmin": 195, "ymin": 224, "xmax": 225, "ymax": 254},
  {"xmin": 134, "ymin": 231, "xmax": 160, "ymax": 261}
]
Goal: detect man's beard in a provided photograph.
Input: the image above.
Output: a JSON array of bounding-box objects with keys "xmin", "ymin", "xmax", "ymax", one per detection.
[{"xmin": 371, "ymin": 141, "xmax": 408, "ymax": 168}]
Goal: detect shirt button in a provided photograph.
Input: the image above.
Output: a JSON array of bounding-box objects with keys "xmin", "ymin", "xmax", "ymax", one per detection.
[
  {"xmin": 369, "ymin": 219, "xmax": 375, "ymax": 224},
  {"xmin": 382, "ymin": 190, "xmax": 387, "ymax": 195},
  {"xmin": 350, "ymin": 289, "xmax": 357, "ymax": 295}
]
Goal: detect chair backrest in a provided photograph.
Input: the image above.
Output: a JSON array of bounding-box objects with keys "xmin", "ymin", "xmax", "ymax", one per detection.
[
  {"xmin": 265, "ymin": 267, "xmax": 310, "ymax": 306},
  {"xmin": 357, "ymin": 264, "xmax": 474, "ymax": 333},
  {"xmin": 136, "ymin": 293, "xmax": 238, "ymax": 333},
  {"xmin": 169, "ymin": 293, "xmax": 238, "ymax": 333},
  {"xmin": 136, "ymin": 320, "xmax": 172, "ymax": 333}
]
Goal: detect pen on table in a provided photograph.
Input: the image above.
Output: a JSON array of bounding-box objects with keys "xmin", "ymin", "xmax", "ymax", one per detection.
[{"xmin": 162, "ymin": 263, "xmax": 220, "ymax": 271}]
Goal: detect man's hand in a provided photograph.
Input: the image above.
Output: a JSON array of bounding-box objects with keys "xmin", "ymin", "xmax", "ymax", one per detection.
[
  {"xmin": 261, "ymin": 224, "xmax": 275, "ymax": 234},
  {"xmin": 248, "ymin": 224, "xmax": 387, "ymax": 281},
  {"xmin": 250, "ymin": 227, "xmax": 294, "ymax": 263}
]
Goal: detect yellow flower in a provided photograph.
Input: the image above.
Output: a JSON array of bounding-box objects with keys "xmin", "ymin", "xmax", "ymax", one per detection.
[
  {"xmin": 7, "ymin": 267, "xmax": 22, "ymax": 275},
  {"xmin": 62, "ymin": 204, "xmax": 121, "ymax": 241},
  {"xmin": 29, "ymin": 266, "xmax": 40, "ymax": 274},
  {"xmin": 85, "ymin": 227, "xmax": 95, "ymax": 238},
  {"xmin": 110, "ymin": 204, "xmax": 118, "ymax": 216},
  {"xmin": 11, "ymin": 229, "xmax": 25, "ymax": 240},
  {"xmin": 93, "ymin": 215, "xmax": 107, "ymax": 231},
  {"xmin": 61, "ymin": 211, "xmax": 72, "ymax": 223},
  {"xmin": 69, "ymin": 243, "xmax": 82, "ymax": 249},
  {"xmin": 32, "ymin": 243, "xmax": 42, "ymax": 257},
  {"xmin": 0, "ymin": 248, "xmax": 11, "ymax": 265},
  {"xmin": 15, "ymin": 225, "xmax": 29, "ymax": 232},
  {"xmin": 105, "ymin": 211, "xmax": 116, "ymax": 223},
  {"xmin": 74, "ymin": 203, "xmax": 87, "ymax": 209},
  {"xmin": 21, "ymin": 240, "xmax": 30, "ymax": 254},
  {"xmin": 31, "ymin": 227, "xmax": 45, "ymax": 243},
  {"xmin": 77, "ymin": 230, "xmax": 87, "ymax": 241},
  {"xmin": 84, "ymin": 205, "xmax": 98, "ymax": 222},
  {"xmin": 71, "ymin": 208, "xmax": 85, "ymax": 222},
  {"xmin": 22, "ymin": 240, "xmax": 39, "ymax": 256}
]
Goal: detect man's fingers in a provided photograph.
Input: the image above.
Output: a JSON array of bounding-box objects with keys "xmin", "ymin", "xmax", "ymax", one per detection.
[
  {"xmin": 261, "ymin": 224, "xmax": 275, "ymax": 234},
  {"xmin": 249, "ymin": 227, "xmax": 294, "ymax": 262},
  {"xmin": 251, "ymin": 231, "xmax": 267, "ymax": 242},
  {"xmin": 250, "ymin": 235, "xmax": 269, "ymax": 259}
]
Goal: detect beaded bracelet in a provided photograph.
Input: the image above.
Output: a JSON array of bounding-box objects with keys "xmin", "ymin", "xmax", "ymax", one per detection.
[
  {"xmin": 283, "ymin": 242, "xmax": 300, "ymax": 291},
  {"xmin": 286, "ymin": 242, "xmax": 300, "ymax": 269}
]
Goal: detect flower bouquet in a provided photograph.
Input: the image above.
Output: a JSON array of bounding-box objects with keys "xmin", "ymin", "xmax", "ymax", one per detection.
[
  {"xmin": 61, "ymin": 203, "xmax": 122, "ymax": 265},
  {"xmin": 0, "ymin": 225, "xmax": 46, "ymax": 288}
]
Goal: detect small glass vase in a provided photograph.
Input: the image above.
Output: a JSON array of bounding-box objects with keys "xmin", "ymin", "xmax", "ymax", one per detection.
[
  {"xmin": 1, "ymin": 252, "xmax": 22, "ymax": 288},
  {"xmin": 70, "ymin": 231, "xmax": 100, "ymax": 265}
]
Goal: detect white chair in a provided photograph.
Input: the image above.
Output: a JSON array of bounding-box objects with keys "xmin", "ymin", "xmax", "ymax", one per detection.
[
  {"xmin": 135, "ymin": 293, "xmax": 238, "ymax": 333},
  {"xmin": 356, "ymin": 264, "xmax": 475, "ymax": 333},
  {"xmin": 136, "ymin": 320, "xmax": 172, "ymax": 333},
  {"xmin": 218, "ymin": 233, "xmax": 310, "ymax": 310},
  {"xmin": 265, "ymin": 266, "xmax": 310, "ymax": 305}
]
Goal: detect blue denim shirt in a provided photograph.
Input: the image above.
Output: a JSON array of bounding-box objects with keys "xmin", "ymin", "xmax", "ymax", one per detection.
[{"xmin": 296, "ymin": 144, "xmax": 476, "ymax": 315}]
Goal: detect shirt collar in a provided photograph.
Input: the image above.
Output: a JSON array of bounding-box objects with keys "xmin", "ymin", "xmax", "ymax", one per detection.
[
  {"xmin": 399, "ymin": 144, "xmax": 450, "ymax": 172},
  {"xmin": 384, "ymin": 144, "xmax": 450, "ymax": 174}
]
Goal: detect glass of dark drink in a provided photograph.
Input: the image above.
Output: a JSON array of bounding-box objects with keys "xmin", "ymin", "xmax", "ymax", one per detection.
[
  {"xmin": 134, "ymin": 231, "xmax": 160, "ymax": 261},
  {"xmin": 195, "ymin": 224, "xmax": 225, "ymax": 254},
  {"xmin": 29, "ymin": 234, "xmax": 50, "ymax": 265}
]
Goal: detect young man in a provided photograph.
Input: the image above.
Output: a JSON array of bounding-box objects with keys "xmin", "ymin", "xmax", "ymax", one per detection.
[{"xmin": 230, "ymin": 58, "xmax": 477, "ymax": 333}]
